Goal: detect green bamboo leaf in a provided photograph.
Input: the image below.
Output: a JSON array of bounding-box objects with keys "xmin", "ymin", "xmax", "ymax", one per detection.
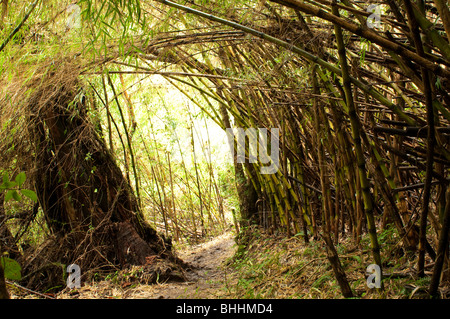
[
  {"xmin": 136, "ymin": 1, "xmax": 141, "ymax": 22},
  {"xmin": 352, "ymin": 255, "xmax": 362, "ymax": 264},
  {"xmin": 20, "ymin": 189, "xmax": 38, "ymax": 202},
  {"xmin": 101, "ymin": 19, "xmax": 115, "ymax": 31},
  {"xmin": 93, "ymin": 0, "xmax": 107, "ymax": 24}
]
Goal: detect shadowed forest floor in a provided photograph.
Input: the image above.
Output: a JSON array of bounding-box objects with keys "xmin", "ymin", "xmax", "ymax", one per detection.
[{"xmin": 9, "ymin": 227, "xmax": 450, "ymax": 299}]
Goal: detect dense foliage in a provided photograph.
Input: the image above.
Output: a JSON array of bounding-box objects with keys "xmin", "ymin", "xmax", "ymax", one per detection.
[{"xmin": 0, "ymin": 0, "xmax": 449, "ymax": 298}]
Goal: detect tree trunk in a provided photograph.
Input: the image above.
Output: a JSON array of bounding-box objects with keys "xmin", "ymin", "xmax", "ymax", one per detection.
[
  {"xmin": 20, "ymin": 66, "xmax": 183, "ymax": 290},
  {"xmin": 217, "ymin": 90, "xmax": 258, "ymax": 227}
]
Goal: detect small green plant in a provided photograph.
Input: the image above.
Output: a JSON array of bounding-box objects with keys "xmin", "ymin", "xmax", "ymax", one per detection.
[
  {"xmin": 312, "ymin": 274, "xmax": 332, "ymax": 288},
  {"xmin": 0, "ymin": 171, "xmax": 37, "ymax": 284},
  {"xmin": 1, "ymin": 172, "xmax": 37, "ymax": 203}
]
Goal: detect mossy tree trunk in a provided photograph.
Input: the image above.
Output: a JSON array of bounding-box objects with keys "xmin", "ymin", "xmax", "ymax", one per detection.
[{"xmin": 20, "ymin": 67, "xmax": 182, "ymax": 290}]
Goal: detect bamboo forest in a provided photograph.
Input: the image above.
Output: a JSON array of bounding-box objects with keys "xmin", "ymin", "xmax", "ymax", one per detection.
[{"xmin": 0, "ymin": 0, "xmax": 449, "ymax": 302}]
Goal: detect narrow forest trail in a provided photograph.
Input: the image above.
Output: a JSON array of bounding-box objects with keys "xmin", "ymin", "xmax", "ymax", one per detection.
[
  {"xmin": 56, "ymin": 231, "xmax": 238, "ymax": 299},
  {"xmin": 127, "ymin": 231, "xmax": 237, "ymax": 299}
]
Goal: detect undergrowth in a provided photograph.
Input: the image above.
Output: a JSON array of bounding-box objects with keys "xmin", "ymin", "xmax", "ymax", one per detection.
[{"xmin": 225, "ymin": 226, "xmax": 449, "ymax": 299}]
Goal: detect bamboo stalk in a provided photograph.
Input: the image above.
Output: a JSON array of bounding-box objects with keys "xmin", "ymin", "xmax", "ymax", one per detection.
[
  {"xmin": 154, "ymin": 0, "xmax": 418, "ymax": 126},
  {"xmin": 101, "ymin": 69, "xmax": 114, "ymax": 151},
  {"xmin": 429, "ymin": 186, "xmax": 450, "ymax": 297},
  {"xmin": 0, "ymin": 0, "xmax": 39, "ymax": 53},
  {"xmin": 332, "ymin": 1, "xmax": 382, "ymax": 269},
  {"xmin": 322, "ymin": 233, "xmax": 354, "ymax": 298},
  {"xmin": 166, "ymin": 152, "xmax": 180, "ymax": 241},
  {"xmin": 106, "ymin": 72, "xmax": 141, "ymax": 207},
  {"xmin": 312, "ymin": 65, "xmax": 330, "ymax": 234},
  {"xmin": 268, "ymin": 0, "xmax": 450, "ymax": 76}
]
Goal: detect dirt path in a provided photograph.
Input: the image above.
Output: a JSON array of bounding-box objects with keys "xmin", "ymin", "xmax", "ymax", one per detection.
[
  {"xmin": 125, "ymin": 231, "xmax": 237, "ymax": 299},
  {"xmin": 52, "ymin": 231, "xmax": 237, "ymax": 299}
]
